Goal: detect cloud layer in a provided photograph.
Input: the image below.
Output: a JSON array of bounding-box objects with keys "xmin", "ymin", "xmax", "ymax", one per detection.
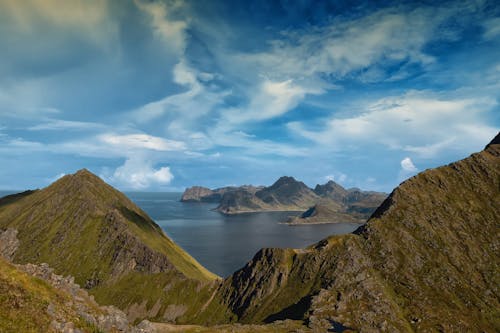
[{"xmin": 0, "ymin": 0, "xmax": 498, "ymax": 191}]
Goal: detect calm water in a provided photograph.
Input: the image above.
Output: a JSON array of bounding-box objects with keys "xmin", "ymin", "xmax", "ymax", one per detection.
[
  {"xmin": 0, "ymin": 190, "xmax": 360, "ymax": 277},
  {"xmin": 125, "ymin": 192, "xmax": 359, "ymax": 277}
]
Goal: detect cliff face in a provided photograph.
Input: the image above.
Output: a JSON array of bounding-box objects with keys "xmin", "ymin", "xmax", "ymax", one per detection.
[
  {"xmin": 181, "ymin": 186, "xmax": 219, "ymax": 202},
  {"xmin": 216, "ymin": 177, "xmax": 319, "ymax": 214},
  {"xmin": 0, "ymin": 169, "xmax": 229, "ymax": 324},
  {"xmin": 211, "ymin": 136, "xmax": 500, "ymax": 332},
  {"xmin": 181, "ymin": 185, "xmax": 263, "ymax": 203}
]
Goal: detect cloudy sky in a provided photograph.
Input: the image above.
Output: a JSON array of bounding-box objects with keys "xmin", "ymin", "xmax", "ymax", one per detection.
[{"xmin": 0, "ymin": 0, "xmax": 499, "ymax": 192}]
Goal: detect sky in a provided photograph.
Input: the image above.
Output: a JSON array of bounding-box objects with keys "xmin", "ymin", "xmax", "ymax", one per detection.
[{"xmin": 0, "ymin": 0, "xmax": 499, "ymax": 192}]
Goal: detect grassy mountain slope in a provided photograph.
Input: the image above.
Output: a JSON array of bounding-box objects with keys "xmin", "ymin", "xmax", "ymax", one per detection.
[
  {"xmin": 209, "ymin": 136, "xmax": 500, "ymax": 331},
  {"xmin": 0, "ymin": 169, "xmax": 229, "ymax": 323},
  {"xmin": 0, "ymin": 257, "xmax": 104, "ymax": 333}
]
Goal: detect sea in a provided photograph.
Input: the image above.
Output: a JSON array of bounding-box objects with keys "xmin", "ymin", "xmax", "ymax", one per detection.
[{"xmin": 0, "ymin": 190, "xmax": 360, "ymax": 277}]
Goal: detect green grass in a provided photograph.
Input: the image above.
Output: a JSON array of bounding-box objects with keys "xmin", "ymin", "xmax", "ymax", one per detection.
[
  {"xmin": 0, "ymin": 257, "xmax": 102, "ymax": 333},
  {"xmin": 0, "ymin": 170, "xmax": 220, "ymax": 323}
]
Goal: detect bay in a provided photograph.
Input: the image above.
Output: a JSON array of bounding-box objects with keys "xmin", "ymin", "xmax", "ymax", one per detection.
[
  {"xmin": 126, "ymin": 192, "xmax": 360, "ymax": 277},
  {"xmin": 0, "ymin": 190, "xmax": 360, "ymax": 278}
]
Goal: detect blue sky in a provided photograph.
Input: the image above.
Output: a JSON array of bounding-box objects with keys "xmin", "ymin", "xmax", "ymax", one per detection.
[{"xmin": 0, "ymin": 0, "xmax": 499, "ymax": 192}]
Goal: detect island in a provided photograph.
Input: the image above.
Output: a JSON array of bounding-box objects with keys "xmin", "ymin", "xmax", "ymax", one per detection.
[{"xmin": 181, "ymin": 176, "xmax": 387, "ymax": 224}]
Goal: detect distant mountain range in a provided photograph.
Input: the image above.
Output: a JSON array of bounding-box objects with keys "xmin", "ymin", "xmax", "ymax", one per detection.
[
  {"xmin": 0, "ymin": 132, "xmax": 498, "ymax": 332},
  {"xmin": 182, "ymin": 176, "xmax": 387, "ymax": 223}
]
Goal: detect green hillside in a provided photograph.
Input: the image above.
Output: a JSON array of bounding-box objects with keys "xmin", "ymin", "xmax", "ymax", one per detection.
[
  {"xmin": 209, "ymin": 135, "xmax": 500, "ymax": 331},
  {"xmin": 0, "ymin": 169, "xmax": 229, "ymax": 323},
  {"xmin": 0, "ymin": 257, "xmax": 101, "ymax": 333}
]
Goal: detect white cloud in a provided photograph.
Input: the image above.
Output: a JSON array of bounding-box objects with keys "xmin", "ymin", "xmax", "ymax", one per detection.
[
  {"xmin": 399, "ymin": 157, "xmax": 419, "ymax": 181},
  {"xmin": 483, "ymin": 17, "xmax": 500, "ymax": 40},
  {"xmin": 134, "ymin": 0, "xmax": 187, "ymax": 55},
  {"xmin": 207, "ymin": 128, "xmax": 308, "ymax": 157},
  {"xmin": 231, "ymin": 5, "xmax": 461, "ymax": 86},
  {"xmin": 223, "ymin": 79, "xmax": 321, "ymax": 124},
  {"xmin": 49, "ymin": 173, "xmax": 66, "ymax": 183},
  {"xmin": 28, "ymin": 119, "xmax": 104, "ymax": 131},
  {"xmin": 289, "ymin": 91, "xmax": 498, "ymax": 157},
  {"xmin": 1, "ymin": 0, "xmax": 112, "ymax": 39},
  {"xmin": 99, "ymin": 133, "xmax": 185, "ymax": 151},
  {"xmin": 403, "ymin": 138, "xmax": 455, "ymax": 158},
  {"xmin": 324, "ymin": 173, "xmax": 347, "ymax": 184},
  {"xmin": 106, "ymin": 157, "xmax": 174, "ymax": 190},
  {"xmin": 401, "ymin": 157, "xmax": 418, "ymax": 172}
]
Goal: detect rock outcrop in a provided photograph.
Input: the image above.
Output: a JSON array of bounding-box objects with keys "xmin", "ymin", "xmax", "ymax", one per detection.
[
  {"xmin": 0, "ymin": 228, "xmax": 142, "ymax": 333},
  {"xmin": 181, "ymin": 186, "xmax": 220, "ymax": 202},
  {"xmin": 181, "ymin": 185, "xmax": 263, "ymax": 203}
]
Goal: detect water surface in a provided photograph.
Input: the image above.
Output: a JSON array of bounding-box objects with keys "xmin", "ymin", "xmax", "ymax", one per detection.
[
  {"xmin": 0, "ymin": 190, "xmax": 360, "ymax": 277},
  {"xmin": 126, "ymin": 192, "xmax": 360, "ymax": 277}
]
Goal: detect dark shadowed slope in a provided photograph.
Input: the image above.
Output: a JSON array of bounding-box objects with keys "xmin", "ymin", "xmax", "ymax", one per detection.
[{"xmin": 209, "ymin": 134, "xmax": 500, "ymax": 332}]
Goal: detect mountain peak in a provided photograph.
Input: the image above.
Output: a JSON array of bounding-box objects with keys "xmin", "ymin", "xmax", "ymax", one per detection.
[
  {"xmin": 49, "ymin": 169, "xmax": 113, "ymax": 204},
  {"xmin": 273, "ymin": 176, "xmax": 299, "ymax": 186},
  {"xmin": 74, "ymin": 168, "xmax": 93, "ymax": 176},
  {"xmin": 485, "ymin": 131, "xmax": 500, "ymax": 149},
  {"xmin": 55, "ymin": 168, "xmax": 102, "ymax": 186}
]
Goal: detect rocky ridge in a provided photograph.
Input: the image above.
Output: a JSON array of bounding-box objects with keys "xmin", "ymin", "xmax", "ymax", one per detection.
[
  {"xmin": 207, "ymin": 134, "xmax": 500, "ymax": 331},
  {"xmin": 0, "ymin": 170, "xmax": 226, "ymax": 324}
]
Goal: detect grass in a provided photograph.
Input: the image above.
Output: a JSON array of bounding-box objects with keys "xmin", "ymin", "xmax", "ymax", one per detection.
[
  {"xmin": 0, "ymin": 169, "xmax": 221, "ymax": 323},
  {"xmin": 0, "ymin": 257, "xmax": 102, "ymax": 333}
]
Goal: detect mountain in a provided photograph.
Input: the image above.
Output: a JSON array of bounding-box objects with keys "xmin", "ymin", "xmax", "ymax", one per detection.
[
  {"xmin": 212, "ymin": 176, "xmax": 386, "ymax": 221},
  {"xmin": 313, "ymin": 180, "xmax": 348, "ymax": 201},
  {"xmin": 181, "ymin": 186, "xmax": 220, "ymax": 202},
  {"xmin": 313, "ymin": 181, "xmax": 387, "ymax": 219},
  {"xmin": 0, "ymin": 169, "xmax": 231, "ymax": 324},
  {"xmin": 216, "ymin": 176, "xmax": 320, "ymax": 214},
  {"xmin": 209, "ymin": 134, "xmax": 500, "ymax": 331},
  {"xmin": 181, "ymin": 185, "xmax": 263, "ymax": 203},
  {"xmin": 287, "ymin": 203, "xmax": 363, "ymax": 224}
]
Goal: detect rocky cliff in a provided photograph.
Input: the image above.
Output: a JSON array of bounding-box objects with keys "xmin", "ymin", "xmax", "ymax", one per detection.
[
  {"xmin": 181, "ymin": 185, "xmax": 263, "ymax": 203},
  {"xmin": 209, "ymin": 135, "xmax": 500, "ymax": 331}
]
